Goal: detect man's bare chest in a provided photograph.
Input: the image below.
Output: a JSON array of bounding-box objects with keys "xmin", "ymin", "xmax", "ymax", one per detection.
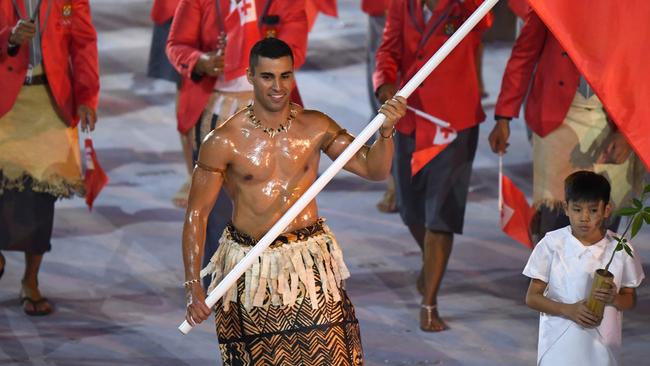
[{"xmin": 230, "ymin": 134, "xmax": 322, "ymax": 183}]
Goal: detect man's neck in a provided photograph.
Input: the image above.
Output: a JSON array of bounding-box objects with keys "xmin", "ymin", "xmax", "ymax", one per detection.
[{"xmin": 252, "ymin": 102, "xmax": 291, "ymax": 128}]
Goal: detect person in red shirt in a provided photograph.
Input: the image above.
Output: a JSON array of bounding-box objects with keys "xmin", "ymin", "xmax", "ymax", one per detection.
[
  {"xmin": 0, "ymin": 0, "xmax": 99, "ymax": 316},
  {"xmin": 166, "ymin": 0, "xmax": 308, "ymax": 288},
  {"xmin": 147, "ymin": 0, "xmax": 190, "ymax": 208},
  {"xmin": 374, "ymin": 0, "xmax": 491, "ymax": 332},
  {"xmin": 488, "ymin": 9, "xmax": 644, "ymax": 242},
  {"xmin": 361, "ymin": 0, "xmax": 398, "ymax": 214}
]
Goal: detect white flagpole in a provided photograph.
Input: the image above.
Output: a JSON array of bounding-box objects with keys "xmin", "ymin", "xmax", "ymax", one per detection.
[
  {"xmin": 406, "ymin": 106, "xmax": 451, "ymax": 128},
  {"xmin": 179, "ymin": 0, "xmax": 500, "ymax": 335}
]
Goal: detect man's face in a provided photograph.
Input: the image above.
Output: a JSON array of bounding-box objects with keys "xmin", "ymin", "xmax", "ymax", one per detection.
[
  {"xmin": 247, "ymin": 56, "xmax": 294, "ymax": 112},
  {"xmin": 565, "ymin": 200, "xmax": 611, "ymax": 242}
]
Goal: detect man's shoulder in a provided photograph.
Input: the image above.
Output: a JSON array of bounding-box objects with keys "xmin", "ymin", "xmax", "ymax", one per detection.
[{"xmin": 202, "ymin": 110, "xmax": 246, "ymax": 146}]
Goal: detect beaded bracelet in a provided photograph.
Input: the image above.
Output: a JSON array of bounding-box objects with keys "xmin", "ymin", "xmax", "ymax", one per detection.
[{"xmin": 183, "ymin": 279, "xmax": 200, "ymax": 288}]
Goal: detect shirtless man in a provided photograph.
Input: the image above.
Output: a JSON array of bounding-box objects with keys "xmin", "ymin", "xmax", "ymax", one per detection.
[{"xmin": 181, "ymin": 38, "xmax": 406, "ymax": 365}]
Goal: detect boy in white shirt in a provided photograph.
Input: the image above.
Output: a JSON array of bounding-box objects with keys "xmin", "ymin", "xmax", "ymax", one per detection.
[{"xmin": 523, "ymin": 171, "xmax": 645, "ymax": 365}]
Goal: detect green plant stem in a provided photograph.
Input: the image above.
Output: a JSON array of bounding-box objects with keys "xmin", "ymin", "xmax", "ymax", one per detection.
[{"xmin": 605, "ymin": 217, "xmax": 634, "ymax": 273}]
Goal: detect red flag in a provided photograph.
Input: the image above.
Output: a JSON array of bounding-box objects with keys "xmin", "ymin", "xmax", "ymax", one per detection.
[
  {"xmin": 84, "ymin": 138, "xmax": 109, "ymax": 211},
  {"xmin": 500, "ymin": 174, "xmax": 534, "ymax": 249},
  {"xmin": 224, "ymin": 0, "xmax": 262, "ymax": 81},
  {"xmin": 411, "ymin": 123, "xmax": 457, "ymax": 176},
  {"xmin": 528, "ymin": 0, "xmax": 650, "ymax": 169},
  {"xmin": 306, "ymin": 0, "xmax": 338, "ymax": 31}
]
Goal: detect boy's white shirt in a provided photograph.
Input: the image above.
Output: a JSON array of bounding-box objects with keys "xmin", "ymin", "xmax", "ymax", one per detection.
[{"xmin": 523, "ymin": 226, "xmax": 645, "ymax": 366}]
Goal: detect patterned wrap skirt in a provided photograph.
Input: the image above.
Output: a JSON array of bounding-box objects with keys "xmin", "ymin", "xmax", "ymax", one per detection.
[{"xmin": 201, "ymin": 219, "xmax": 364, "ymax": 365}]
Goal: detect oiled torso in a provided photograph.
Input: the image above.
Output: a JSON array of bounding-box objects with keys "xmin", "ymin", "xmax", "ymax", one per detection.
[{"xmin": 218, "ymin": 108, "xmax": 331, "ymax": 239}]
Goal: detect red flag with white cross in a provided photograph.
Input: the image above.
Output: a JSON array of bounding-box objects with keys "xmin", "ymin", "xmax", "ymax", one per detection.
[
  {"xmin": 499, "ymin": 157, "xmax": 534, "ymax": 248},
  {"xmin": 224, "ymin": 0, "xmax": 262, "ymax": 81},
  {"xmin": 409, "ymin": 107, "xmax": 457, "ymax": 176}
]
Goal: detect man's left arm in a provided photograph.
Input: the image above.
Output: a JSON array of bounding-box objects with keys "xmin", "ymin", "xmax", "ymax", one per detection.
[
  {"xmin": 324, "ymin": 97, "xmax": 406, "ymax": 181},
  {"xmin": 274, "ymin": 1, "xmax": 308, "ymax": 69},
  {"xmin": 70, "ymin": 0, "xmax": 100, "ymax": 131}
]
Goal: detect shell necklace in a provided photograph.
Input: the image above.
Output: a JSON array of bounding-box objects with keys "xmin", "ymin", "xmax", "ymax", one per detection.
[{"xmin": 246, "ymin": 103, "xmax": 298, "ymax": 138}]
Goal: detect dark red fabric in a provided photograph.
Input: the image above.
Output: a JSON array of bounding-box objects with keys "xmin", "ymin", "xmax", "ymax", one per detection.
[
  {"xmin": 507, "ymin": 0, "xmax": 528, "ymax": 18},
  {"xmin": 166, "ymin": 0, "xmax": 308, "ymax": 134},
  {"xmin": 529, "ymin": 0, "xmax": 650, "ymax": 169},
  {"xmin": 361, "ymin": 0, "xmax": 389, "ymax": 16},
  {"xmin": 494, "ymin": 10, "xmax": 580, "ymax": 138},
  {"xmin": 0, "ymin": 0, "xmax": 99, "ymax": 127},
  {"xmin": 151, "ymin": 0, "xmax": 181, "ymax": 24},
  {"xmin": 84, "ymin": 138, "xmax": 109, "ymax": 211}
]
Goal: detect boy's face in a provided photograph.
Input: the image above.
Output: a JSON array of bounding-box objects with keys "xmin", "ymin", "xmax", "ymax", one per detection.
[{"xmin": 564, "ymin": 200, "xmax": 612, "ymax": 243}]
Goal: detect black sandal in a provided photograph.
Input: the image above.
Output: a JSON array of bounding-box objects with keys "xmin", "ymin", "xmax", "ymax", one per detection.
[{"xmin": 21, "ymin": 296, "xmax": 54, "ymax": 316}]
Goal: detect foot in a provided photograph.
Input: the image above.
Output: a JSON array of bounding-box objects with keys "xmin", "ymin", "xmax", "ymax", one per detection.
[
  {"xmin": 376, "ymin": 190, "xmax": 397, "ymax": 213},
  {"xmin": 20, "ymin": 282, "xmax": 54, "ymax": 316},
  {"xmin": 172, "ymin": 179, "xmax": 191, "ymax": 208},
  {"xmin": 420, "ymin": 304, "xmax": 448, "ymax": 332},
  {"xmin": 416, "ymin": 270, "xmax": 425, "ymax": 296}
]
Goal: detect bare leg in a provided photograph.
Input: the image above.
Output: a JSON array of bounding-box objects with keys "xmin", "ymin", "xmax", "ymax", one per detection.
[
  {"xmin": 21, "ymin": 253, "xmax": 53, "ymax": 315},
  {"xmin": 376, "ymin": 174, "xmax": 397, "ymax": 213},
  {"xmin": 407, "ymin": 224, "xmax": 426, "ymax": 295},
  {"xmin": 180, "ymin": 131, "xmax": 193, "ymax": 174},
  {"xmin": 420, "ymin": 230, "xmax": 453, "ymax": 331},
  {"xmin": 173, "ymin": 88, "xmax": 193, "ymax": 208}
]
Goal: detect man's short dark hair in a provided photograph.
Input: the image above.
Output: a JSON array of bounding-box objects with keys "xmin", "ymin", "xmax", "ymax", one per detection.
[
  {"xmin": 249, "ymin": 37, "xmax": 294, "ymax": 73},
  {"xmin": 564, "ymin": 170, "xmax": 611, "ymax": 203}
]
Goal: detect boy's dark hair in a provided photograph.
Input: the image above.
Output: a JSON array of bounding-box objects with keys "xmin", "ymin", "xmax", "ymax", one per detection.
[
  {"xmin": 249, "ymin": 37, "xmax": 294, "ymax": 74},
  {"xmin": 564, "ymin": 170, "xmax": 611, "ymax": 203}
]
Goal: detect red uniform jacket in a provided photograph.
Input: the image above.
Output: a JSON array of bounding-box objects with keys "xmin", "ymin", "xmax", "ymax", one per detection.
[
  {"xmin": 167, "ymin": 0, "xmax": 308, "ymax": 134},
  {"xmin": 374, "ymin": 0, "xmax": 489, "ymax": 137},
  {"xmin": 494, "ymin": 9, "xmax": 581, "ymax": 137},
  {"xmin": 0, "ymin": 0, "xmax": 99, "ymax": 127},
  {"xmin": 151, "ymin": 0, "xmax": 181, "ymax": 25},
  {"xmin": 361, "ymin": 0, "xmax": 389, "ymax": 16}
]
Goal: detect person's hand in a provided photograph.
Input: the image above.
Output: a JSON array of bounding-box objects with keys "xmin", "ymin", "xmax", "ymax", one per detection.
[
  {"xmin": 564, "ymin": 300, "xmax": 600, "ymax": 328},
  {"xmin": 592, "ymin": 278, "xmax": 618, "ymax": 305},
  {"xmin": 378, "ymin": 96, "xmax": 407, "ymax": 133},
  {"xmin": 185, "ymin": 283, "xmax": 211, "ymax": 327},
  {"xmin": 488, "ymin": 119, "xmax": 511, "ymax": 154},
  {"xmin": 597, "ymin": 131, "xmax": 632, "ymax": 164},
  {"xmin": 78, "ymin": 105, "xmax": 97, "ymax": 132},
  {"xmin": 195, "ymin": 52, "xmax": 224, "ymax": 77},
  {"xmin": 377, "ymin": 83, "xmax": 398, "ymax": 104},
  {"xmin": 9, "ymin": 19, "xmax": 36, "ymax": 46}
]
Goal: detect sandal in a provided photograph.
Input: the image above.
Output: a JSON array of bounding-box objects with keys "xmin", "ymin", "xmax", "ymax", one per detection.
[
  {"xmin": 172, "ymin": 179, "xmax": 191, "ymax": 208},
  {"xmin": 420, "ymin": 304, "xmax": 448, "ymax": 332},
  {"xmin": 20, "ymin": 283, "xmax": 54, "ymax": 316},
  {"xmin": 21, "ymin": 296, "xmax": 54, "ymax": 316}
]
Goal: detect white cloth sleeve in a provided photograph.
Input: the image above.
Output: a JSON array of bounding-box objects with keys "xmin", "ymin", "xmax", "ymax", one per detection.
[
  {"xmin": 523, "ymin": 237, "xmax": 552, "ymax": 283},
  {"xmin": 620, "ymin": 243, "xmax": 645, "ymax": 288}
]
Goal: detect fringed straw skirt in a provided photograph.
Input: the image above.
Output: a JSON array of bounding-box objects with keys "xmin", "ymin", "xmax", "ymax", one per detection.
[{"xmin": 201, "ymin": 219, "xmax": 364, "ymax": 365}]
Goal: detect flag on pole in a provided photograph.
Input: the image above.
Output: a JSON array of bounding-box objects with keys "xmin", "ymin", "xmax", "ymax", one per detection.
[
  {"xmin": 84, "ymin": 138, "xmax": 109, "ymax": 211},
  {"xmin": 499, "ymin": 156, "xmax": 534, "ymax": 248},
  {"xmin": 224, "ymin": 0, "xmax": 262, "ymax": 81},
  {"xmin": 306, "ymin": 0, "xmax": 338, "ymax": 31},
  {"xmin": 409, "ymin": 107, "xmax": 456, "ymax": 176},
  {"xmin": 528, "ymin": 0, "xmax": 650, "ymax": 169}
]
